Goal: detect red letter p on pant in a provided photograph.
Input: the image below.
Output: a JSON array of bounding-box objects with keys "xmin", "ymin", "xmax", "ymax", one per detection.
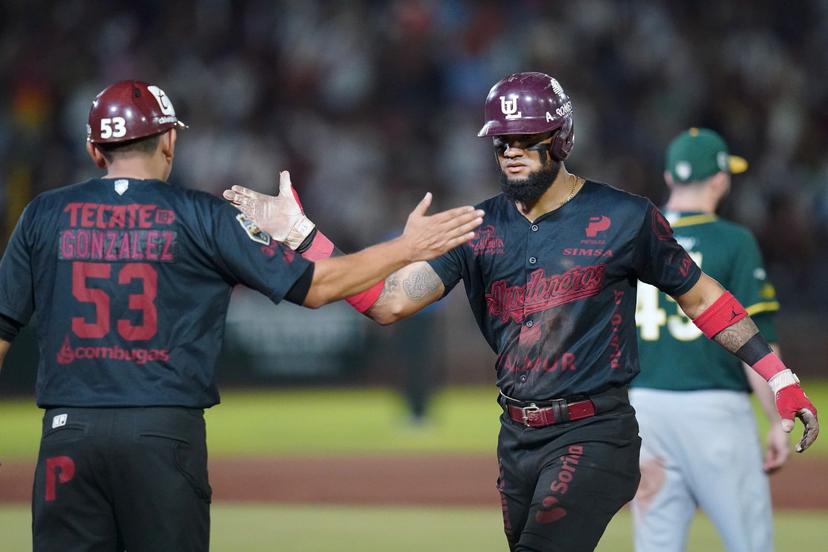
[{"xmin": 45, "ymin": 456, "xmax": 75, "ymax": 502}]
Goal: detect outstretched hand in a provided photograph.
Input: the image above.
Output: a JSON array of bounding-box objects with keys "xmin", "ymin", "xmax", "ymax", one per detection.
[
  {"xmin": 222, "ymin": 171, "xmax": 313, "ymax": 248},
  {"xmin": 224, "ymin": 174, "xmax": 484, "ymax": 259},
  {"xmin": 400, "ymin": 193, "xmax": 484, "ymax": 262}
]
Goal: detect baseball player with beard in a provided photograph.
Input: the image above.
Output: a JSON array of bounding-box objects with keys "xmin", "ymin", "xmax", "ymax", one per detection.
[
  {"xmin": 224, "ymin": 72, "xmax": 818, "ymax": 552},
  {"xmin": 0, "ymin": 80, "xmax": 482, "ymax": 552},
  {"xmin": 631, "ymin": 128, "xmax": 789, "ymax": 552}
]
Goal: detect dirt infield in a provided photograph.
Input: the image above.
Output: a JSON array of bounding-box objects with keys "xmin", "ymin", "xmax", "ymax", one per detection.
[{"xmin": 1, "ymin": 454, "xmax": 825, "ymax": 509}]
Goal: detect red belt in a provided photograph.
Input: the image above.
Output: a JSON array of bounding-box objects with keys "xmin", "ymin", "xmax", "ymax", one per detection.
[{"xmin": 506, "ymin": 398, "xmax": 596, "ymax": 428}]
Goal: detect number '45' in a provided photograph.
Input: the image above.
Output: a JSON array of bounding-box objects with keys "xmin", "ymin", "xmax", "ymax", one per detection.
[{"xmin": 635, "ymin": 252, "xmax": 703, "ymax": 342}]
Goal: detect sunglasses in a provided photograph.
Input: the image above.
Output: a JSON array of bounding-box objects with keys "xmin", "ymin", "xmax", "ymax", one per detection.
[{"xmin": 492, "ymin": 132, "xmax": 555, "ymax": 155}]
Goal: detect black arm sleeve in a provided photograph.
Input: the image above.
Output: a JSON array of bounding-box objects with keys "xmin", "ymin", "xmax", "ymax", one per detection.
[{"xmin": 284, "ymin": 263, "xmax": 315, "ymax": 305}]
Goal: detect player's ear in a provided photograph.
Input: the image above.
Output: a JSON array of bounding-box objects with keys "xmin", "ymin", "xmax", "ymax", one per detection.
[
  {"xmin": 709, "ymin": 172, "xmax": 729, "ymax": 195},
  {"xmin": 160, "ymin": 129, "xmax": 176, "ymax": 162},
  {"xmin": 86, "ymin": 142, "xmax": 107, "ymax": 169},
  {"xmin": 663, "ymin": 171, "xmax": 675, "ymax": 188}
]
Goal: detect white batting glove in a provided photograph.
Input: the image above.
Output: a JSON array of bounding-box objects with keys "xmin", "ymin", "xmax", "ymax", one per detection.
[{"xmin": 222, "ymin": 171, "xmax": 316, "ymax": 249}]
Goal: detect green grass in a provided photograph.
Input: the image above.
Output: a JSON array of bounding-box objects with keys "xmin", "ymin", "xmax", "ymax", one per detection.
[
  {"xmin": 0, "ymin": 504, "xmax": 824, "ymax": 551},
  {"xmin": 3, "ymin": 386, "xmax": 825, "ymax": 550},
  {"xmin": 206, "ymin": 387, "xmax": 501, "ymax": 456},
  {"xmin": 1, "ymin": 383, "xmax": 827, "ymax": 460},
  {"xmin": 0, "ymin": 399, "xmax": 42, "ymax": 460},
  {"xmin": 0, "ymin": 387, "xmax": 503, "ymax": 460}
]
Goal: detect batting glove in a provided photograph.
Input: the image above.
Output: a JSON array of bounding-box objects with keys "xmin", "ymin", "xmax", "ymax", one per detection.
[{"xmin": 770, "ymin": 370, "xmax": 819, "ymax": 452}]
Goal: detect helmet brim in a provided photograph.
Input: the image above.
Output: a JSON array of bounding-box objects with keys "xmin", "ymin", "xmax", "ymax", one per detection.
[{"xmin": 478, "ymin": 117, "xmax": 562, "ymax": 137}]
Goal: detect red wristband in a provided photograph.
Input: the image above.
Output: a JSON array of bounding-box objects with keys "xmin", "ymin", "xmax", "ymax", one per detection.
[
  {"xmin": 301, "ymin": 231, "xmax": 335, "ymax": 262},
  {"xmin": 345, "ymin": 280, "xmax": 384, "ymax": 313},
  {"xmin": 692, "ymin": 291, "xmax": 747, "ymax": 339},
  {"xmin": 299, "ymin": 229, "xmax": 384, "ymax": 313},
  {"xmin": 752, "ymin": 352, "xmax": 786, "ymax": 381}
]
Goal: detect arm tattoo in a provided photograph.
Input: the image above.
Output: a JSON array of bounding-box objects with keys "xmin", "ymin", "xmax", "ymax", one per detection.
[
  {"xmin": 402, "ymin": 268, "xmax": 441, "ymax": 301},
  {"xmin": 367, "ymin": 266, "xmax": 441, "ymax": 318},
  {"xmin": 713, "ymin": 316, "xmax": 760, "ymax": 353},
  {"xmin": 373, "ymin": 272, "xmax": 401, "ymax": 308}
]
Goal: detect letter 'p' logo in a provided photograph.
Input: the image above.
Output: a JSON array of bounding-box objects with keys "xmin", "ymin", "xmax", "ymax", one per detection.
[
  {"xmin": 499, "ymin": 96, "xmax": 522, "ymax": 120},
  {"xmin": 45, "ymin": 456, "xmax": 76, "ymax": 502},
  {"xmin": 585, "ymin": 216, "xmax": 611, "ymax": 238}
]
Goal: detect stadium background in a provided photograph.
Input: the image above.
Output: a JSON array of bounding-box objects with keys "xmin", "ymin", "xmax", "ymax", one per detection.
[{"xmin": 1, "ymin": 1, "xmax": 826, "ymax": 550}]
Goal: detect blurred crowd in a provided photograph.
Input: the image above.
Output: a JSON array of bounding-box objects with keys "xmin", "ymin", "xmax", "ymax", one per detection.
[{"xmin": 2, "ymin": 0, "xmax": 827, "ymax": 309}]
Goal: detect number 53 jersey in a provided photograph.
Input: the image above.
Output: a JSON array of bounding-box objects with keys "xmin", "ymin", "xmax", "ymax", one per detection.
[{"xmin": 0, "ymin": 178, "xmax": 311, "ymax": 408}]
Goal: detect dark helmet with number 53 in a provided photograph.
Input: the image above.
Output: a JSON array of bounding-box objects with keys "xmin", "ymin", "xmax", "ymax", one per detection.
[
  {"xmin": 478, "ymin": 72, "xmax": 575, "ymax": 161},
  {"xmin": 87, "ymin": 80, "xmax": 187, "ymax": 144}
]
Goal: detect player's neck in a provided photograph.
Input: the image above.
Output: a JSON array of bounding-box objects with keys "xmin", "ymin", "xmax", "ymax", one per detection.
[
  {"xmin": 103, "ymin": 157, "xmax": 169, "ymax": 182},
  {"xmin": 664, "ymin": 190, "xmax": 717, "ymax": 214},
  {"xmin": 519, "ymin": 166, "xmax": 582, "ymax": 221}
]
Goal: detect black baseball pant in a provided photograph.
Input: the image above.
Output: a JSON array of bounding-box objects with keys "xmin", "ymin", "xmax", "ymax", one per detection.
[
  {"xmin": 497, "ymin": 390, "xmax": 641, "ymax": 551},
  {"xmin": 32, "ymin": 406, "xmax": 211, "ymax": 552}
]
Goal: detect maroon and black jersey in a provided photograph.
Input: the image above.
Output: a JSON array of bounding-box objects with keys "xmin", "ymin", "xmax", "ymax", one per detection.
[
  {"xmin": 428, "ymin": 180, "xmax": 700, "ymax": 401},
  {"xmin": 0, "ymin": 178, "xmax": 311, "ymax": 408}
]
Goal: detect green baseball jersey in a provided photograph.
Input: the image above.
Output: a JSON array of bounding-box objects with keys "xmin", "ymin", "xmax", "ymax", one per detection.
[{"xmin": 632, "ymin": 211, "xmax": 779, "ymax": 391}]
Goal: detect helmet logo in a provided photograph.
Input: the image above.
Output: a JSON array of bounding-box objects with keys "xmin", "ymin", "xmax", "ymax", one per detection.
[
  {"xmin": 675, "ymin": 161, "xmax": 692, "ymax": 181},
  {"xmin": 546, "ymin": 101, "xmax": 573, "ymax": 122},
  {"xmin": 550, "ymin": 78, "xmax": 565, "ymax": 98},
  {"xmin": 499, "ymin": 96, "xmax": 522, "ymax": 120},
  {"xmin": 147, "ymin": 85, "xmax": 176, "ymax": 117}
]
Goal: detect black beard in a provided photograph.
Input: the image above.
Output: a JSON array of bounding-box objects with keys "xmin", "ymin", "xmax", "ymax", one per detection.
[{"xmin": 499, "ymin": 162, "xmax": 560, "ymax": 207}]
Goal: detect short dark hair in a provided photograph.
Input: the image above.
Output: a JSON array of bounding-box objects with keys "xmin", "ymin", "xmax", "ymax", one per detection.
[{"xmin": 95, "ymin": 133, "xmax": 162, "ymax": 162}]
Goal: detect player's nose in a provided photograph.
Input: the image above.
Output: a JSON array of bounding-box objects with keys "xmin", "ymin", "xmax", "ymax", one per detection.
[{"xmin": 502, "ymin": 144, "xmax": 524, "ymax": 158}]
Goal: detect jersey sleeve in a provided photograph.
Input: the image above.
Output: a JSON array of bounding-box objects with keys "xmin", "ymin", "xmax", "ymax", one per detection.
[
  {"xmin": 633, "ymin": 202, "xmax": 701, "ymax": 296},
  {"xmin": 205, "ymin": 200, "xmax": 313, "ymax": 304},
  {"xmin": 0, "ymin": 203, "xmax": 36, "ymax": 327},
  {"xmin": 426, "ymin": 245, "xmax": 466, "ymax": 296},
  {"xmin": 728, "ymin": 230, "xmax": 779, "ymax": 342}
]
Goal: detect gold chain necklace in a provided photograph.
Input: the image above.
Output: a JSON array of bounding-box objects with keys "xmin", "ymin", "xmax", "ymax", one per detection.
[{"xmin": 555, "ymin": 173, "xmax": 582, "ymax": 210}]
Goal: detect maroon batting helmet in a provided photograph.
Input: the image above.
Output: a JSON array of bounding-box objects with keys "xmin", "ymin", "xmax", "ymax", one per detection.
[
  {"xmin": 478, "ymin": 72, "xmax": 574, "ymax": 161},
  {"xmin": 87, "ymin": 80, "xmax": 187, "ymax": 144}
]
